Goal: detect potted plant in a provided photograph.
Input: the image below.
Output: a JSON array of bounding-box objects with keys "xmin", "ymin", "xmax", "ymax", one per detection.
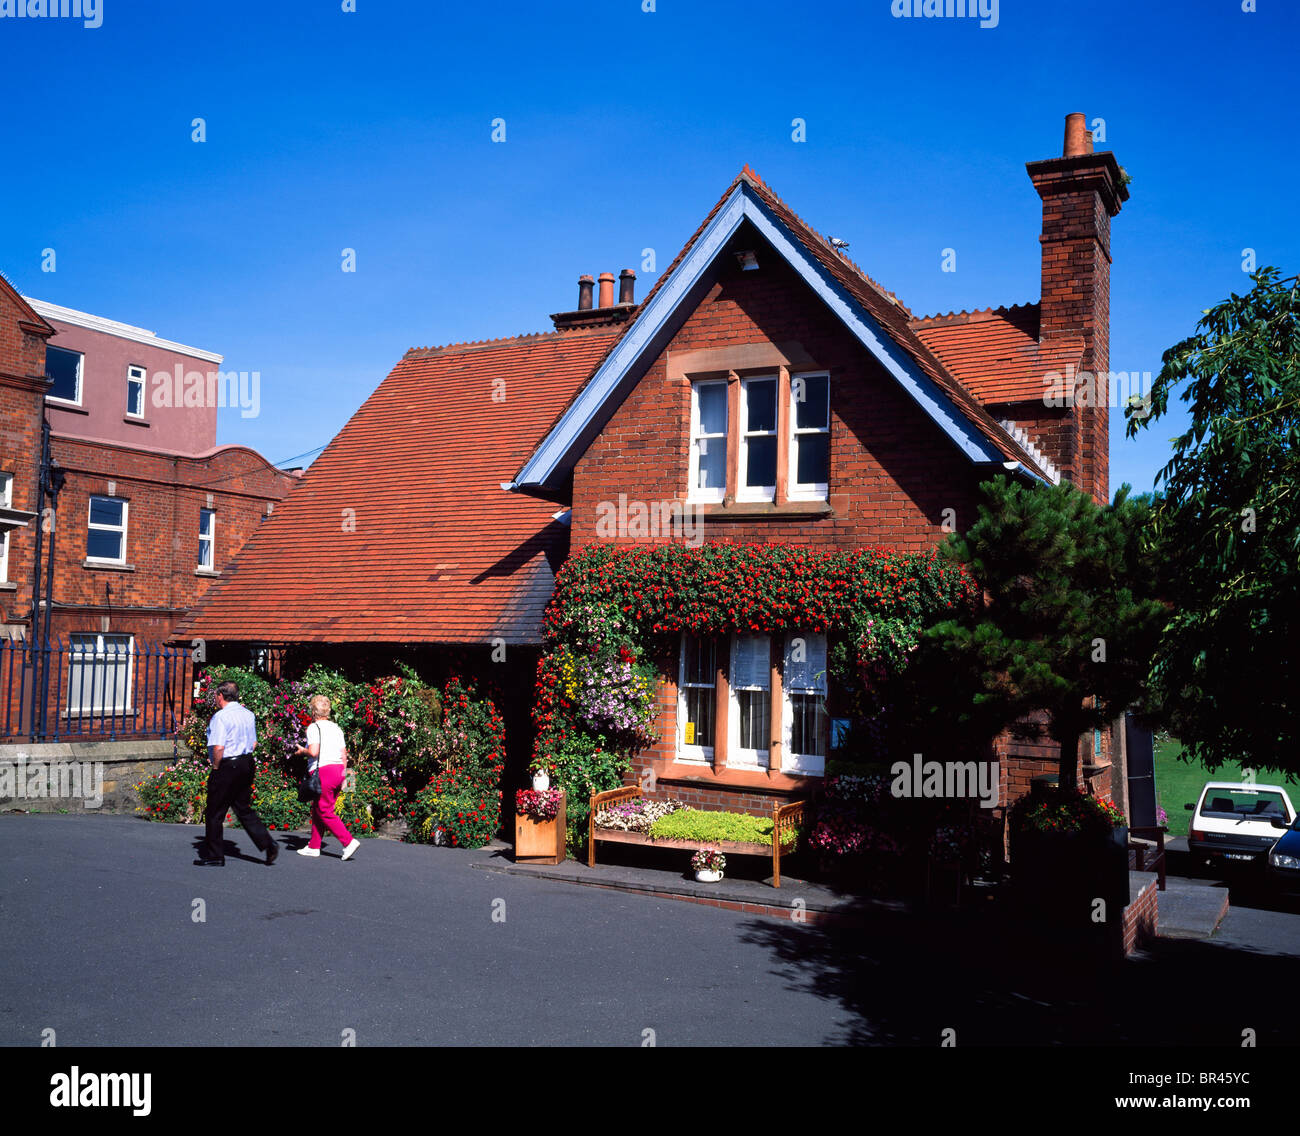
[
  {"xmin": 514, "ymin": 787, "xmax": 566, "ymax": 864},
  {"xmin": 529, "ymin": 757, "xmax": 555, "ymax": 793},
  {"xmin": 1010, "ymin": 788, "xmax": 1129, "ymax": 920},
  {"xmin": 691, "ymin": 847, "xmax": 726, "ymax": 883}
]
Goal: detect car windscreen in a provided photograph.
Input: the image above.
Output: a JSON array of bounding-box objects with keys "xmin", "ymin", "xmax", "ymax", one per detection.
[{"xmin": 1199, "ymin": 790, "xmax": 1289, "ymax": 820}]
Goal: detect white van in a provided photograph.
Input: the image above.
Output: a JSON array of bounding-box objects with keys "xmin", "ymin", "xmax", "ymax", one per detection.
[{"xmin": 1186, "ymin": 782, "xmax": 1296, "ymax": 868}]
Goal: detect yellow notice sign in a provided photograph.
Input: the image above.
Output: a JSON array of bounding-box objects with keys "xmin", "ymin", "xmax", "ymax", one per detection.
[{"xmin": 684, "ymin": 722, "xmax": 695, "ymax": 744}]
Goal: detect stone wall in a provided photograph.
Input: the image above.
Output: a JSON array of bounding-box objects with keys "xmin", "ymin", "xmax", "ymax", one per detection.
[{"xmin": 0, "ymin": 739, "xmax": 191, "ymax": 815}]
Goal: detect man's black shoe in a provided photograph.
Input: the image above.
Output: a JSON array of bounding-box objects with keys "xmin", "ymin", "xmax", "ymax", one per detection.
[
  {"xmin": 265, "ymin": 842, "xmax": 279, "ymax": 866},
  {"xmin": 193, "ymin": 856, "xmax": 225, "ymax": 867}
]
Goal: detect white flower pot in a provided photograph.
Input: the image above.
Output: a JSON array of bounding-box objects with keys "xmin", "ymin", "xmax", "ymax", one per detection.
[
  {"xmin": 532, "ymin": 772, "xmax": 550, "ymax": 792},
  {"xmin": 694, "ymin": 869, "xmax": 723, "ymax": 883}
]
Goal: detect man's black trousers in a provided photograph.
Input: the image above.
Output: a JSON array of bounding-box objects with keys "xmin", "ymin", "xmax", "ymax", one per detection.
[{"xmin": 201, "ymin": 755, "xmax": 273, "ymax": 859}]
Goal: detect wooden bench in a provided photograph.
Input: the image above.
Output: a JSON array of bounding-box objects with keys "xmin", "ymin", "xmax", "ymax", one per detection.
[{"xmin": 588, "ymin": 786, "xmax": 804, "ymax": 888}]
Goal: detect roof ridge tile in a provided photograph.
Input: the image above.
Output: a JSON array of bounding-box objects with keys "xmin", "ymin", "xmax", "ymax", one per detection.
[
  {"xmin": 404, "ymin": 325, "xmax": 619, "ymax": 359},
  {"xmin": 909, "ymin": 301, "xmax": 1040, "ymax": 326}
]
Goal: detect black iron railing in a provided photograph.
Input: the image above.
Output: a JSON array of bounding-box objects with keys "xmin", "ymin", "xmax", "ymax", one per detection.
[{"xmin": 0, "ymin": 636, "xmax": 193, "ymax": 742}]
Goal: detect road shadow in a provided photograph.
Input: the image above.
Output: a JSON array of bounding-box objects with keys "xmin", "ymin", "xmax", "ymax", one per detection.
[{"xmin": 739, "ymin": 892, "xmax": 1299, "ymax": 1046}]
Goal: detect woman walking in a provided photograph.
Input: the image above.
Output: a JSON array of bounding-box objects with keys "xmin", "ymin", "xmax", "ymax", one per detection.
[{"xmin": 294, "ymin": 695, "xmax": 360, "ymax": 861}]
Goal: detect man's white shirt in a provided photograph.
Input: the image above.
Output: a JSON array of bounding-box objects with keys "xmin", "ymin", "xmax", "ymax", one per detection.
[{"xmin": 207, "ymin": 701, "xmax": 258, "ymax": 758}]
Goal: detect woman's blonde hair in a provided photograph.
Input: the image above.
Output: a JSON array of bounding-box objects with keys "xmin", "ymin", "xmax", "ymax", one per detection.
[{"xmin": 309, "ymin": 694, "xmax": 332, "ymax": 720}]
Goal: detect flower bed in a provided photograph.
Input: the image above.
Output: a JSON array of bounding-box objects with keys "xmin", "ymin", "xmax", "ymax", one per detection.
[
  {"xmin": 592, "ymin": 796, "xmax": 685, "ymax": 833},
  {"xmin": 647, "ymin": 808, "xmax": 779, "ymax": 845},
  {"xmin": 140, "ymin": 664, "xmax": 499, "ymax": 845}
]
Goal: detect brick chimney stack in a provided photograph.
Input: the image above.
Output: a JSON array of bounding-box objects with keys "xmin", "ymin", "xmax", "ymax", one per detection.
[{"xmin": 1026, "ymin": 111, "xmax": 1129, "ymax": 504}]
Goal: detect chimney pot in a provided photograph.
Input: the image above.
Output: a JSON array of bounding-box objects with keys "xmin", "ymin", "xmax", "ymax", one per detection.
[
  {"xmin": 577, "ymin": 274, "xmax": 594, "ymax": 310},
  {"xmin": 618, "ymin": 269, "xmax": 636, "ymax": 305},
  {"xmin": 597, "ymin": 272, "xmax": 615, "ymax": 308},
  {"xmin": 1063, "ymin": 112, "xmax": 1088, "ymax": 157}
]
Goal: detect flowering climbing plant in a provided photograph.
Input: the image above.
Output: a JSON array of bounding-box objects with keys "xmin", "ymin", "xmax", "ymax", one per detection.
[{"xmin": 534, "ymin": 541, "xmax": 980, "ymax": 772}]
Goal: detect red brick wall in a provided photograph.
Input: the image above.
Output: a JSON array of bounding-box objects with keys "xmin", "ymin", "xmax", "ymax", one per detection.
[
  {"xmin": 40, "ymin": 437, "xmax": 295, "ymax": 643},
  {"xmin": 1122, "ymin": 874, "xmax": 1158, "ymax": 956},
  {"xmin": 0, "ymin": 287, "xmax": 53, "ymax": 631}
]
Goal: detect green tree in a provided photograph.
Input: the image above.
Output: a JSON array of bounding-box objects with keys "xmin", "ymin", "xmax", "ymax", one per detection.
[
  {"xmin": 1125, "ymin": 266, "xmax": 1300, "ymax": 773},
  {"xmin": 923, "ymin": 476, "xmax": 1165, "ymax": 790}
]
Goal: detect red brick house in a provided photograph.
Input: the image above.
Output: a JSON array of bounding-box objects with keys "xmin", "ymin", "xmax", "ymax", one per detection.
[
  {"xmin": 0, "ymin": 279, "xmax": 296, "ymax": 737},
  {"xmin": 180, "ymin": 113, "xmax": 1129, "ymax": 814}
]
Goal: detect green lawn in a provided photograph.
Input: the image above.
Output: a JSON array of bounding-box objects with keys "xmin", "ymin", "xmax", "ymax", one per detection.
[{"xmin": 1153, "ymin": 735, "xmax": 1300, "ymax": 837}]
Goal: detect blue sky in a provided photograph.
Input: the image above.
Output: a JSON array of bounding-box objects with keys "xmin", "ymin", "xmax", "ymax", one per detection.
[{"xmin": 2, "ymin": 0, "xmax": 1295, "ymax": 495}]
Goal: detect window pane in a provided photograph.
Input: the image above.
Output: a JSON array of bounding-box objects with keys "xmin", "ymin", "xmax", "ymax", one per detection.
[
  {"xmin": 127, "ymin": 379, "xmax": 144, "ymax": 417},
  {"xmin": 90, "ymin": 498, "xmax": 124, "ymax": 527},
  {"xmin": 683, "ymin": 636, "xmax": 715, "ymax": 685},
  {"xmin": 745, "ymin": 435, "xmax": 776, "ymax": 488},
  {"xmin": 745, "ymin": 379, "xmax": 777, "ymax": 432},
  {"xmin": 738, "ymin": 689, "xmax": 770, "ymax": 752},
  {"xmin": 87, "ymin": 529, "xmax": 123, "ymax": 560},
  {"xmin": 67, "ymin": 635, "xmax": 131, "ymax": 713},
  {"xmin": 794, "ymin": 375, "xmax": 829, "ymax": 429},
  {"xmin": 696, "ymin": 437, "xmax": 726, "ymax": 491},
  {"xmin": 795, "ymin": 434, "xmax": 829, "ymax": 486},
  {"xmin": 200, "ymin": 509, "xmax": 214, "ymax": 537},
  {"xmin": 685, "ymin": 686, "xmax": 714, "ymax": 748},
  {"xmin": 45, "ymin": 347, "xmax": 81, "ymax": 401},
  {"xmin": 697, "ymin": 383, "xmax": 727, "ymax": 435},
  {"xmin": 790, "ymin": 692, "xmax": 828, "ymax": 757}
]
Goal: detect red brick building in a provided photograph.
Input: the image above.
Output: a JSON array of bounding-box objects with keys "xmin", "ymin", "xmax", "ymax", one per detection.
[
  {"xmin": 0, "ymin": 281, "xmax": 296, "ymax": 737},
  {"xmin": 180, "ymin": 113, "xmax": 1129, "ymax": 815}
]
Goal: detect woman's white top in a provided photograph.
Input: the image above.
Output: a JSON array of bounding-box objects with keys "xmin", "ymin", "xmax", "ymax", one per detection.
[{"xmin": 306, "ymin": 719, "xmax": 346, "ymax": 771}]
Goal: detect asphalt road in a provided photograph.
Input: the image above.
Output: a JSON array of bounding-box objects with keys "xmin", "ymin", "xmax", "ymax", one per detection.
[
  {"xmin": 2, "ymin": 814, "xmax": 1298, "ymax": 1047},
  {"xmin": 0, "ymin": 814, "xmax": 849, "ymax": 1047}
]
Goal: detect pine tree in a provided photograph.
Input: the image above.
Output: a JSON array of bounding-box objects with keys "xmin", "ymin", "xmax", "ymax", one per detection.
[{"xmin": 924, "ymin": 475, "xmax": 1165, "ymax": 791}]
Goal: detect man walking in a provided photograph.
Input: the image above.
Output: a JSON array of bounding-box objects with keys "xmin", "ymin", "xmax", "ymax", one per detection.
[{"xmin": 195, "ymin": 680, "xmax": 278, "ymax": 867}]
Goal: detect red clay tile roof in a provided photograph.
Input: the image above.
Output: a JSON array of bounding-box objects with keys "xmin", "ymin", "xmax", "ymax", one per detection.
[
  {"xmin": 910, "ymin": 303, "xmax": 1085, "ymax": 405},
  {"xmin": 176, "ymin": 326, "xmax": 622, "ymax": 645}
]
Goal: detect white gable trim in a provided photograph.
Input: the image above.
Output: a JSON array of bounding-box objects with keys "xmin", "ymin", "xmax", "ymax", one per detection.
[{"xmin": 511, "ymin": 183, "xmax": 1028, "ymax": 491}]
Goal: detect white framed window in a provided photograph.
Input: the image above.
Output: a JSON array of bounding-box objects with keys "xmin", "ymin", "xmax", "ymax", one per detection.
[
  {"xmin": 67, "ymin": 633, "xmax": 135, "ymax": 715},
  {"xmin": 738, "ymin": 376, "xmax": 777, "ymax": 501},
  {"xmin": 126, "ymin": 365, "xmax": 146, "ymax": 418},
  {"xmin": 86, "ymin": 496, "xmax": 128, "ymax": 563},
  {"xmin": 198, "ymin": 508, "xmax": 215, "ymax": 569},
  {"xmin": 789, "ymin": 372, "xmax": 830, "ymax": 498},
  {"xmin": 782, "ymin": 632, "xmax": 829, "ymax": 775},
  {"xmin": 728, "ymin": 635, "xmax": 771, "ymax": 770},
  {"xmin": 0, "ymin": 472, "xmax": 12, "ymax": 583},
  {"xmin": 689, "ymin": 380, "xmax": 727, "ymax": 502},
  {"xmin": 45, "ymin": 345, "xmax": 84, "ymax": 406},
  {"xmin": 677, "ymin": 634, "xmax": 717, "ymax": 763}
]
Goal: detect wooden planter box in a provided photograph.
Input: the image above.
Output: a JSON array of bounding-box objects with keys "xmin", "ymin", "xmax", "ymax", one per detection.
[{"xmin": 514, "ymin": 792, "xmax": 566, "ymax": 865}]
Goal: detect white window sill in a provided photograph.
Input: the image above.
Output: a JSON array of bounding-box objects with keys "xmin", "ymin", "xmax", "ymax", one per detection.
[
  {"xmin": 195, "ymin": 567, "xmax": 221, "ymax": 577},
  {"xmin": 83, "ymin": 559, "xmax": 134, "ymax": 571},
  {"xmin": 0, "ymin": 581, "xmax": 16, "ymax": 591}
]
